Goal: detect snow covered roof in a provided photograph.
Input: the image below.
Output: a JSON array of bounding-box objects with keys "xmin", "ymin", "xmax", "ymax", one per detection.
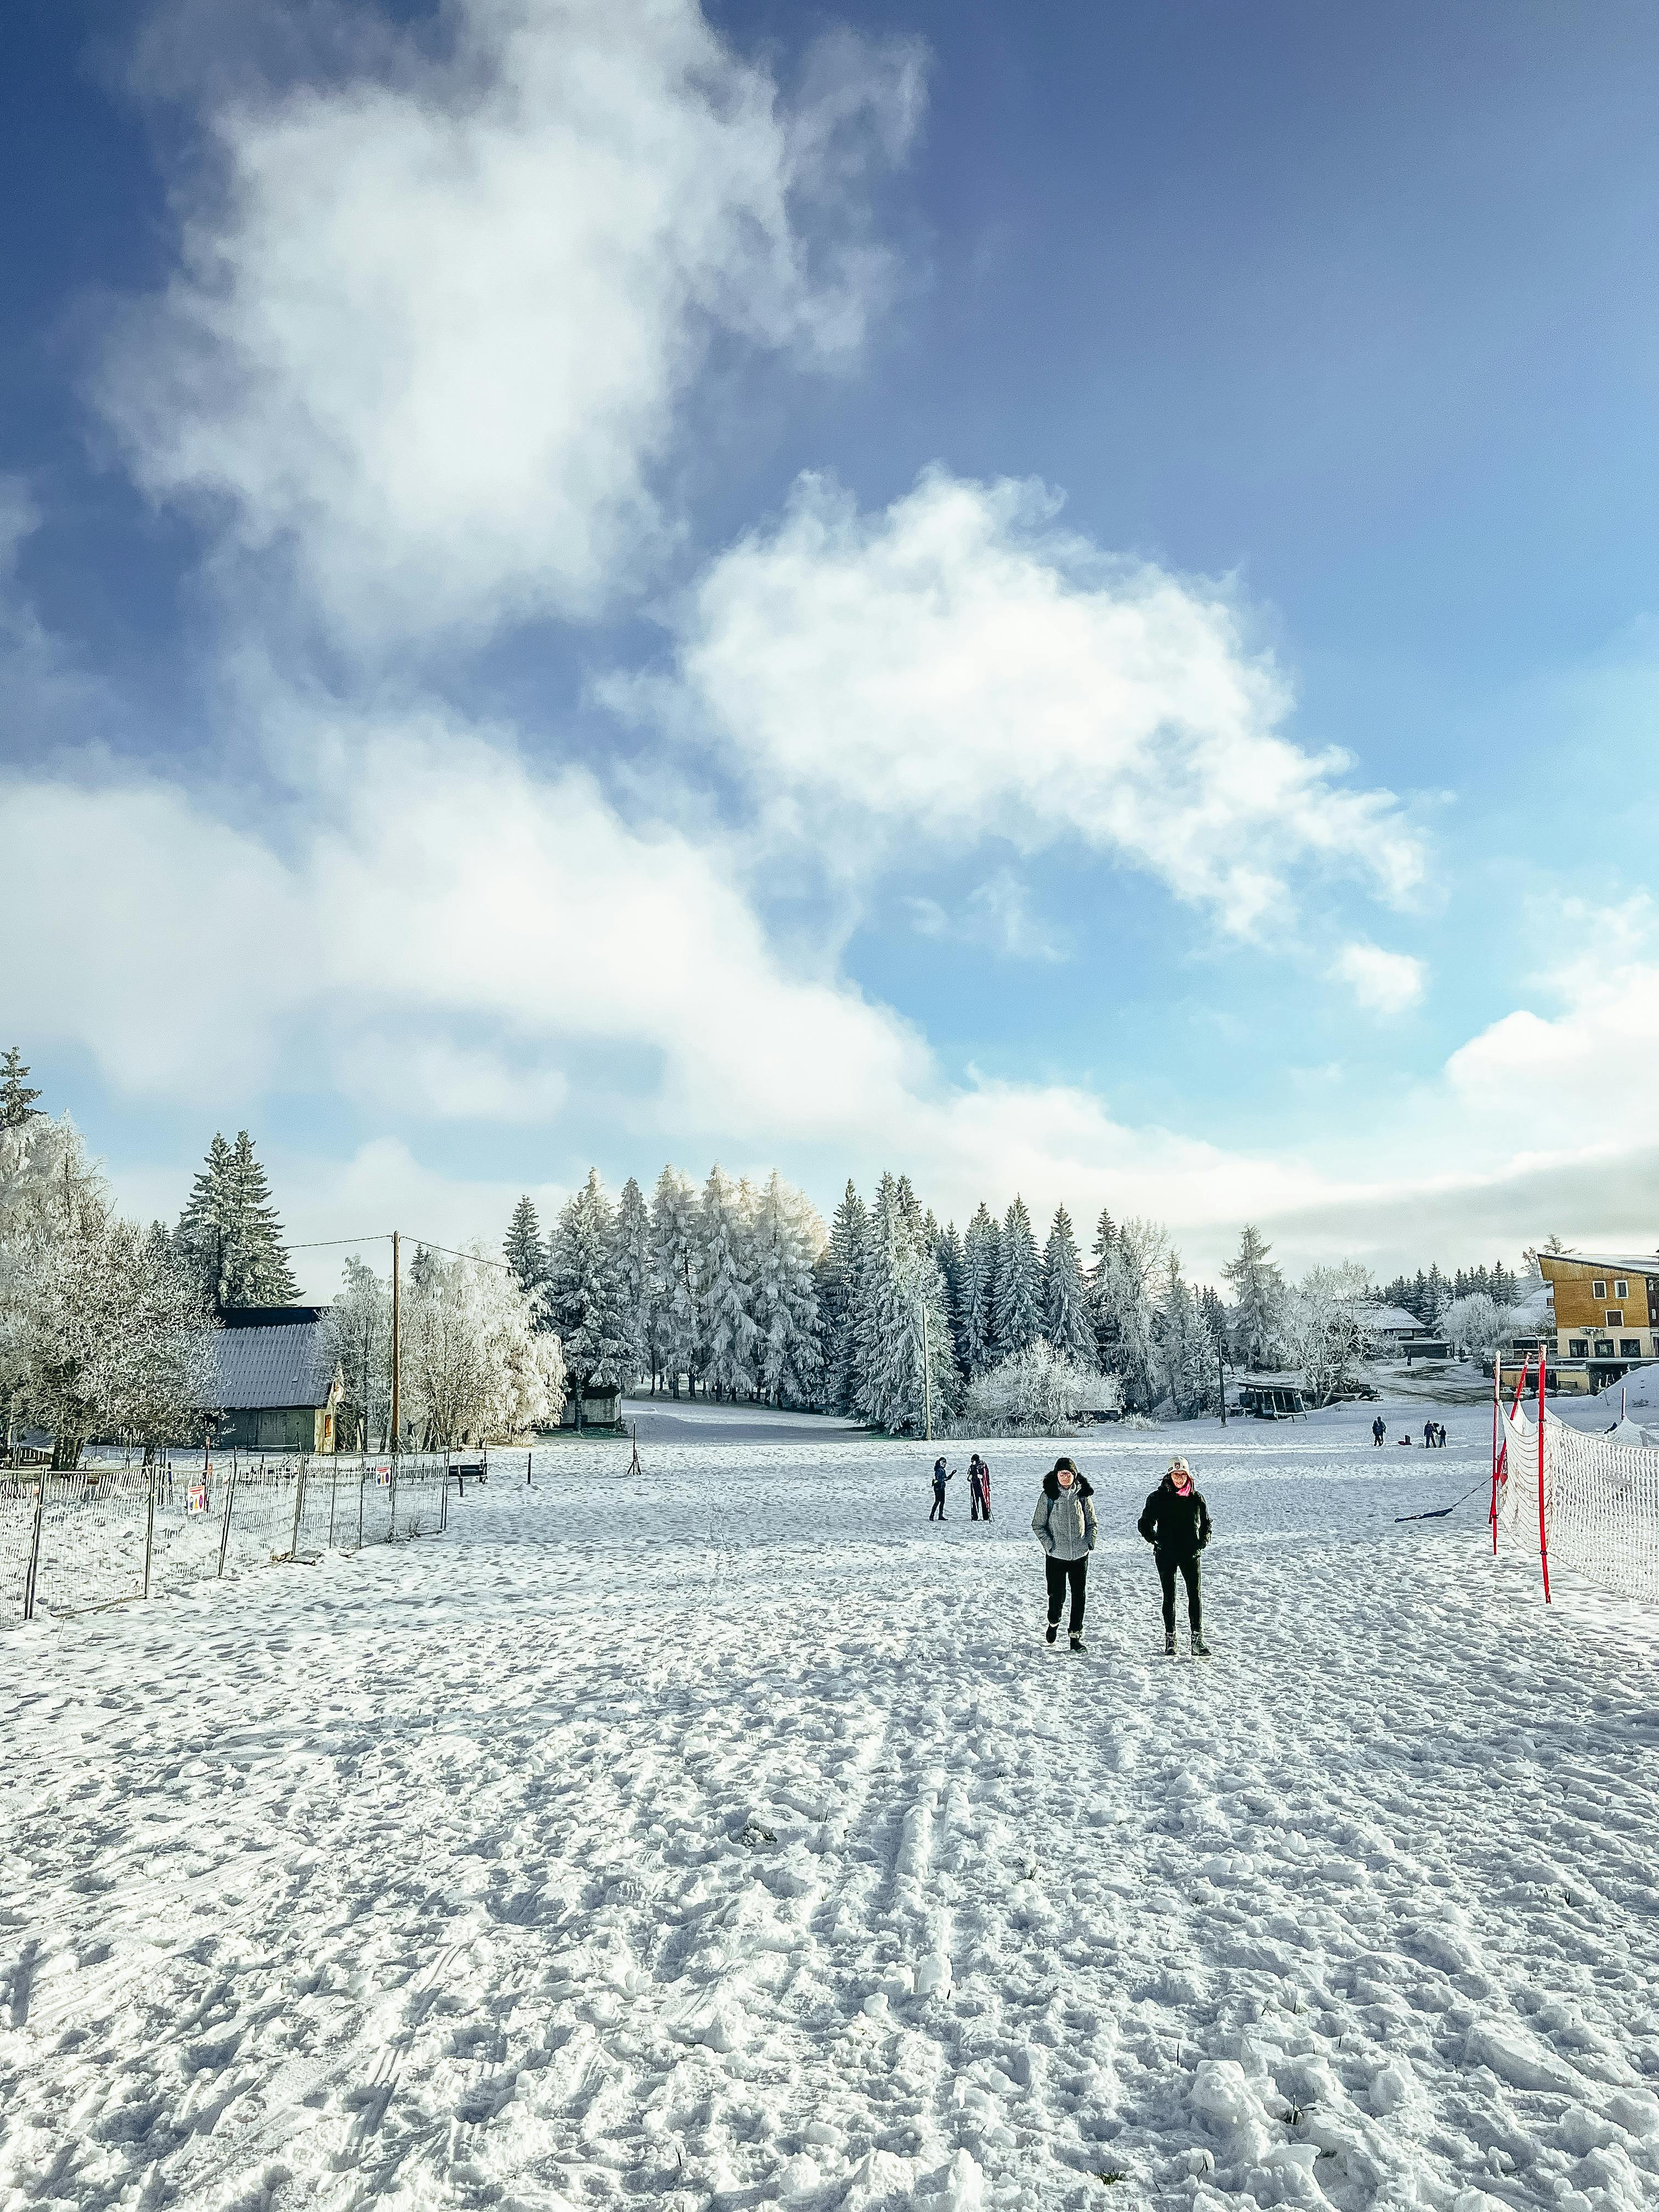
[
  {"xmin": 207, "ymin": 1319, "xmax": 338, "ymax": 1412},
  {"xmin": 1368, "ymin": 1305, "xmax": 1426, "ymax": 1333},
  {"xmin": 1537, "ymin": 1251, "xmax": 1659, "ymax": 1274}
]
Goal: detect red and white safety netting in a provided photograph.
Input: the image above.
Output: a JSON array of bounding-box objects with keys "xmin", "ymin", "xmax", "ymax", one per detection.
[{"xmin": 1497, "ymin": 1398, "xmax": 1659, "ymax": 1605}]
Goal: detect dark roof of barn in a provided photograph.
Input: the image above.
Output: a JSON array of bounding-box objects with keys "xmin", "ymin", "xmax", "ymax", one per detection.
[{"xmin": 207, "ymin": 1317, "xmax": 338, "ymax": 1412}]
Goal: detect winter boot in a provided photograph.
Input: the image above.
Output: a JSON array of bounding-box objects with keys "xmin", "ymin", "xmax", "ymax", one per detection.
[
  {"xmin": 1164, "ymin": 1629, "xmax": 1177, "ymax": 1656},
  {"xmin": 1069, "ymin": 1631, "xmax": 1087, "ymax": 1655},
  {"xmin": 1191, "ymin": 1632, "xmax": 1210, "ymax": 1657},
  {"xmin": 1045, "ymin": 1621, "xmax": 1059, "ymax": 1646}
]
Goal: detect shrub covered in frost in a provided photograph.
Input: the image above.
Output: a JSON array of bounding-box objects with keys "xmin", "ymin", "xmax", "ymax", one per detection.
[{"xmin": 953, "ymin": 1343, "xmax": 1118, "ymax": 1436}]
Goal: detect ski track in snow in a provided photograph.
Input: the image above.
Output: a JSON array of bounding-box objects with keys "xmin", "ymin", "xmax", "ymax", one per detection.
[{"xmin": 2, "ymin": 1408, "xmax": 1657, "ymax": 2212}]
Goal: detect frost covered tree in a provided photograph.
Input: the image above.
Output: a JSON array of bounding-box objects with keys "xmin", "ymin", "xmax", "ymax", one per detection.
[
  {"xmin": 1221, "ymin": 1224, "xmax": 1285, "ymax": 1371},
  {"xmin": 504, "ymin": 1197, "xmax": 546, "ymax": 1294},
  {"xmin": 324, "ymin": 1255, "xmax": 393, "ymax": 1449},
  {"xmin": 1088, "ymin": 1207, "xmax": 1119, "ymax": 1367},
  {"xmin": 748, "ymin": 1171, "xmax": 825, "ymax": 1407},
  {"xmin": 960, "ymin": 1344, "xmax": 1119, "ymax": 1436},
  {"xmin": 176, "ymin": 1130, "xmax": 300, "ymax": 1312},
  {"xmin": 0, "ymin": 1048, "xmax": 43, "ymax": 1130},
  {"xmin": 1093, "ymin": 1217, "xmax": 1170, "ymax": 1410},
  {"xmin": 1, "ymin": 1120, "xmax": 213, "ymax": 1466},
  {"xmin": 853, "ymin": 1175, "xmax": 953, "ymax": 1434},
  {"xmin": 819, "ymin": 1181, "xmax": 869, "ymax": 1413},
  {"xmin": 402, "ymin": 1246, "xmax": 563, "ymax": 1446},
  {"xmin": 1154, "ymin": 1259, "xmax": 1218, "ymax": 1419},
  {"xmin": 698, "ymin": 1165, "xmax": 757, "ymax": 1400},
  {"xmin": 649, "ymin": 1166, "xmax": 701, "ymax": 1397},
  {"xmin": 959, "ymin": 1203, "xmax": 1000, "ymax": 1379},
  {"xmin": 1282, "ymin": 1264, "xmax": 1383, "ymax": 1406},
  {"xmin": 993, "ymin": 1197, "xmax": 1042, "ymax": 1359},
  {"xmin": 611, "ymin": 1176, "xmax": 653, "ymax": 1389},
  {"xmin": 935, "ymin": 1220, "xmax": 967, "ymax": 1375},
  {"xmin": 545, "ymin": 1169, "xmax": 630, "ymax": 1423},
  {"xmin": 1439, "ymin": 1293, "xmax": 1520, "ymax": 1368},
  {"xmin": 1042, "ymin": 1206, "xmax": 1096, "ymax": 1367}
]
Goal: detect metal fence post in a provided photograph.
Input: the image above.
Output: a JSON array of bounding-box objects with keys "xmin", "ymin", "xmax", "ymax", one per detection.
[
  {"xmin": 289, "ymin": 1459, "xmax": 308, "ymax": 1560},
  {"xmin": 388, "ymin": 1456, "xmax": 398, "ymax": 1543},
  {"xmin": 143, "ymin": 1467, "xmax": 156, "ymax": 1600},
  {"xmin": 328, "ymin": 1458, "xmax": 338, "ymax": 1549},
  {"xmin": 22, "ymin": 1476, "xmax": 46, "ymax": 1622},
  {"xmin": 358, "ymin": 1462, "xmax": 365, "ymax": 1550},
  {"xmin": 217, "ymin": 1464, "xmax": 238, "ymax": 1578}
]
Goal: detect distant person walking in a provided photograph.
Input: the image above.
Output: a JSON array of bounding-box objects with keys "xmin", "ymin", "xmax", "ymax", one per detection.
[
  {"xmin": 929, "ymin": 1457, "xmax": 954, "ymax": 1521},
  {"xmin": 1032, "ymin": 1457, "xmax": 1096, "ymax": 1652},
  {"xmin": 1372, "ymin": 1416, "xmax": 1386, "ymax": 1446},
  {"xmin": 1423, "ymin": 1418, "xmax": 1436, "ymax": 1449},
  {"xmin": 1138, "ymin": 1455, "xmax": 1212, "ymax": 1657}
]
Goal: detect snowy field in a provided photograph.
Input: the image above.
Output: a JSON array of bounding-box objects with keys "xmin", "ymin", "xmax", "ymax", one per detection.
[{"xmin": 3, "ymin": 1404, "xmax": 1657, "ymax": 2212}]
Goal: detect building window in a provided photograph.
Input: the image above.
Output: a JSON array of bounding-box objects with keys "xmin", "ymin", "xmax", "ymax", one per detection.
[
  {"xmin": 1593, "ymin": 1279, "xmax": 1607, "ymax": 1297},
  {"xmin": 1615, "ymin": 1278, "xmax": 1629, "ymax": 1299},
  {"xmin": 1607, "ymin": 1310, "xmax": 1623, "ymax": 1327},
  {"xmin": 1595, "ymin": 1340, "xmax": 1615, "ymax": 1358},
  {"xmin": 1569, "ymin": 1339, "xmax": 1588, "ymax": 1357},
  {"xmin": 1621, "ymin": 1339, "xmax": 1641, "ymax": 1357}
]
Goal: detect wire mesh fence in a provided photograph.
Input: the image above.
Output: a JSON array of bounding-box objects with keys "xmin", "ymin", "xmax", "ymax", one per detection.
[
  {"xmin": 0, "ymin": 1452, "xmax": 466, "ymax": 1622},
  {"xmin": 1497, "ymin": 1401, "xmax": 1659, "ymax": 1605}
]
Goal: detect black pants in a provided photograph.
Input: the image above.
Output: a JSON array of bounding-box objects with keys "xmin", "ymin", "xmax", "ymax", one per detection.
[
  {"xmin": 1156, "ymin": 1550, "xmax": 1202, "ymax": 1633},
  {"xmin": 930, "ymin": 1489, "xmax": 946, "ymax": 1520},
  {"xmin": 1045, "ymin": 1554, "xmax": 1088, "ymax": 1633},
  {"xmin": 971, "ymin": 1486, "xmax": 989, "ymax": 1520}
]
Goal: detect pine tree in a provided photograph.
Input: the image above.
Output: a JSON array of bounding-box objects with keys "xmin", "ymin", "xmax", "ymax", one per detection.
[
  {"xmin": 1221, "ymin": 1224, "xmax": 1285, "ymax": 1371},
  {"xmin": 820, "ymin": 1181, "xmax": 870, "ymax": 1413},
  {"xmin": 504, "ymin": 1197, "xmax": 545, "ymax": 1293},
  {"xmin": 993, "ymin": 1197, "xmax": 1042, "ymax": 1357},
  {"xmin": 1156, "ymin": 1259, "xmax": 1218, "ymax": 1418},
  {"xmin": 1424, "ymin": 1264, "xmax": 1449, "ymax": 1326},
  {"xmin": 649, "ymin": 1166, "xmax": 701, "ymax": 1397},
  {"xmin": 960, "ymin": 1203, "xmax": 1000, "ymax": 1379},
  {"xmin": 935, "ymin": 1220, "xmax": 967, "ymax": 1375},
  {"xmin": 0, "ymin": 1048, "xmax": 43, "ymax": 1130},
  {"xmin": 1093, "ymin": 1217, "xmax": 1169, "ymax": 1410},
  {"xmin": 749, "ymin": 1171, "xmax": 825, "ymax": 1407},
  {"xmin": 698, "ymin": 1166, "xmax": 757, "ymax": 1400},
  {"xmin": 853, "ymin": 1174, "xmax": 953, "ymax": 1434},
  {"xmin": 1042, "ymin": 1205, "xmax": 1096, "ymax": 1365},
  {"xmin": 545, "ymin": 1169, "xmax": 629, "ymax": 1422},
  {"xmin": 176, "ymin": 1129, "xmax": 298, "ymax": 1312},
  {"xmin": 1089, "ymin": 1207, "xmax": 1119, "ymax": 1367},
  {"xmin": 1409, "ymin": 1268, "xmax": 1430, "ymax": 1322},
  {"xmin": 611, "ymin": 1176, "xmax": 653, "ymax": 1389}
]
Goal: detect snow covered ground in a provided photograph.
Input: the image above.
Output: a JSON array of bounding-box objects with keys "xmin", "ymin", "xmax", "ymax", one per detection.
[{"xmin": 3, "ymin": 1402, "xmax": 1657, "ymax": 2212}]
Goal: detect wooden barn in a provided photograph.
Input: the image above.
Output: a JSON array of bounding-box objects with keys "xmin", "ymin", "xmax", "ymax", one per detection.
[{"xmin": 207, "ymin": 1307, "xmax": 343, "ymax": 1453}]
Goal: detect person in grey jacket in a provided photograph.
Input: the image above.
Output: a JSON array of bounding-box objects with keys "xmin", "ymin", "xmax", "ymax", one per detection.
[{"xmin": 1032, "ymin": 1457, "xmax": 1097, "ymax": 1652}]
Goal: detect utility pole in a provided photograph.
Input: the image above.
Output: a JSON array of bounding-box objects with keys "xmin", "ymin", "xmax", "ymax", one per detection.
[
  {"xmin": 921, "ymin": 1302, "xmax": 933, "ymax": 1443},
  {"xmin": 1218, "ymin": 1339, "xmax": 1227, "ymax": 1426},
  {"xmin": 390, "ymin": 1230, "xmax": 402, "ymax": 1459}
]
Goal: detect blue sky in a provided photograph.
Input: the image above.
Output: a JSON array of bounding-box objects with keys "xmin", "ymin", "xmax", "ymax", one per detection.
[{"xmin": 4, "ymin": 0, "xmax": 1658, "ymax": 1285}]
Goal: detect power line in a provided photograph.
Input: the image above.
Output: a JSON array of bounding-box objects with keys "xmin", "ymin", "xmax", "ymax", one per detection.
[{"xmin": 284, "ymin": 1231, "xmax": 514, "ymax": 1274}]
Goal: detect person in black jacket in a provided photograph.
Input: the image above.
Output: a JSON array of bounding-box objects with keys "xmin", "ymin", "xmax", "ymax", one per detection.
[{"xmin": 1137, "ymin": 1455, "xmax": 1212, "ymax": 1656}]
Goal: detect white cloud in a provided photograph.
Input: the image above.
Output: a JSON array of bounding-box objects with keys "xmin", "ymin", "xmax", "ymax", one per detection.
[
  {"xmin": 906, "ymin": 868, "xmax": 1066, "ymax": 961},
  {"xmin": 613, "ymin": 469, "xmax": 1424, "ymax": 932},
  {"xmin": 1332, "ymin": 940, "xmax": 1426, "ymax": 1015},
  {"xmin": 100, "ymin": 0, "xmax": 924, "ymax": 646},
  {"xmin": 1446, "ymin": 949, "xmax": 1659, "ymax": 1152}
]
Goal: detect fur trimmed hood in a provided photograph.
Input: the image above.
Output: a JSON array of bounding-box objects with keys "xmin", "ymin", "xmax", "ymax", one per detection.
[{"xmin": 1041, "ymin": 1470, "xmax": 1094, "ymax": 1500}]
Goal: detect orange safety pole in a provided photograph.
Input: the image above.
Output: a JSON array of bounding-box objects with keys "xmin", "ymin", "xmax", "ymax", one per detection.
[{"xmin": 1536, "ymin": 1345, "xmax": 1551, "ymax": 1604}]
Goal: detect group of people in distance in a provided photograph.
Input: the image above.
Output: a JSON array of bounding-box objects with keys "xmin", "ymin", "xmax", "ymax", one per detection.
[
  {"xmin": 1371, "ymin": 1416, "xmax": 1448, "ymax": 1447},
  {"xmin": 929, "ymin": 1453, "xmax": 992, "ymax": 1519},
  {"xmin": 929, "ymin": 1448, "xmax": 1213, "ymax": 1660}
]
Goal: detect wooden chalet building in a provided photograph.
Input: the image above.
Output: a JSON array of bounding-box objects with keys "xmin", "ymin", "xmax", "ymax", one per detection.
[{"xmin": 1536, "ymin": 1250, "xmax": 1659, "ymax": 1393}]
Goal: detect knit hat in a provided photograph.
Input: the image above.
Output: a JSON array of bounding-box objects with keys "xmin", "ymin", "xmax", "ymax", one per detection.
[{"xmin": 1167, "ymin": 1456, "xmax": 1192, "ymax": 1483}]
